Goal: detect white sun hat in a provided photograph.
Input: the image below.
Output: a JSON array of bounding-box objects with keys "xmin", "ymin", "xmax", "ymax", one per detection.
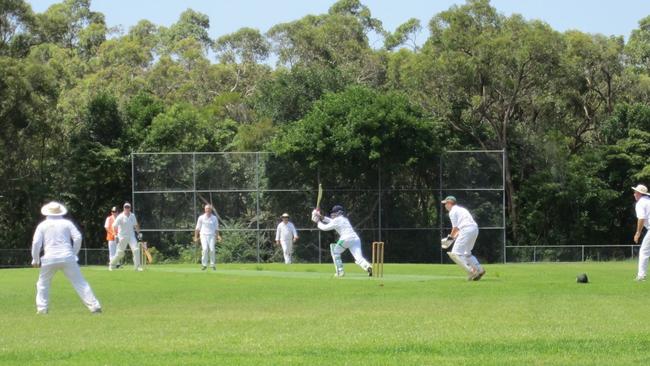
[
  {"xmin": 632, "ymin": 184, "xmax": 650, "ymax": 195},
  {"xmin": 41, "ymin": 201, "xmax": 68, "ymax": 216}
]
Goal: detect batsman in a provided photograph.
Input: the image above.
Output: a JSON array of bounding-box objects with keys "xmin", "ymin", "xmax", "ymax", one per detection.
[
  {"xmin": 312, "ymin": 205, "xmax": 372, "ymax": 277},
  {"xmin": 441, "ymin": 196, "xmax": 486, "ymax": 281}
]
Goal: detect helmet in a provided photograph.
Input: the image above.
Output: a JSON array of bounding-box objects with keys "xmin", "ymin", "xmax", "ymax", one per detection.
[{"xmin": 330, "ymin": 205, "xmax": 345, "ymax": 217}]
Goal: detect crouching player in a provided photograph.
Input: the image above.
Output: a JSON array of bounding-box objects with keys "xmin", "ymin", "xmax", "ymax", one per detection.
[
  {"xmin": 441, "ymin": 196, "xmax": 486, "ymax": 281},
  {"xmin": 312, "ymin": 205, "xmax": 372, "ymax": 277}
]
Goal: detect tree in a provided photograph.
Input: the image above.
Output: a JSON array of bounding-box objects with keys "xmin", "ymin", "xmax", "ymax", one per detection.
[
  {"xmin": 0, "ymin": 0, "xmax": 34, "ymax": 56},
  {"xmin": 159, "ymin": 9, "xmax": 212, "ymax": 53},
  {"xmin": 411, "ymin": 0, "xmax": 564, "ymax": 241}
]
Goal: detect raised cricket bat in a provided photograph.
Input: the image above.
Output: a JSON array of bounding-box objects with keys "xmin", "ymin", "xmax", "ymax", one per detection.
[{"xmin": 316, "ymin": 183, "xmax": 323, "ymax": 212}]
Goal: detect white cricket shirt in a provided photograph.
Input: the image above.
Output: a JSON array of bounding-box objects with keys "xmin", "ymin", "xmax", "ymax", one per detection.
[
  {"xmin": 276, "ymin": 221, "xmax": 298, "ymax": 241},
  {"xmin": 196, "ymin": 213, "xmax": 219, "ymax": 235},
  {"xmin": 31, "ymin": 216, "xmax": 82, "ymax": 265},
  {"xmin": 449, "ymin": 205, "xmax": 478, "ymax": 230},
  {"xmin": 636, "ymin": 196, "xmax": 650, "ymax": 229},
  {"xmin": 318, "ymin": 216, "xmax": 360, "ymax": 241},
  {"xmin": 113, "ymin": 212, "xmax": 138, "ymax": 239}
]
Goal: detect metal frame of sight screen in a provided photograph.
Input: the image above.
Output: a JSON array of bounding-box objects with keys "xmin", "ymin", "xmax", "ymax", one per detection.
[{"xmin": 131, "ymin": 151, "xmax": 506, "ymax": 263}]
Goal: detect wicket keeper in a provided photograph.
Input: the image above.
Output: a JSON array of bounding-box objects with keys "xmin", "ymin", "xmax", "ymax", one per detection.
[{"xmin": 441, "ymin": 196, "xmax": 486, "ymax": 281}]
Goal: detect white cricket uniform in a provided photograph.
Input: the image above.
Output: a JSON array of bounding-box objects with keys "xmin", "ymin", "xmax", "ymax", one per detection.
[
  {"xmin": 635, "ymin": 196, "xmax": 650, "ymax": 278},
  {"xmin": 31, "ymin": 216, "xmax": 101, "ymax": 313},
  {"xmin": 448, "ymin": 205, "xmax": 483, "ymax": 275},
  {"xmin": 196, "ymin": 213, "xmax": 219, "ymax": 267},
  {"xmin": 110, "ymin": 212, "xmax": 141, "ymax": 270},
  {"xmin": 318, "ymin": 216, "xmax": 370, "ymax": 275},
  {"xmin": 104, "ymin": 215, "xmax": 117, "ymax": 262},
  {"xmin": 275, "ymin": 221, "xmax": 298, "ymax": 264}
]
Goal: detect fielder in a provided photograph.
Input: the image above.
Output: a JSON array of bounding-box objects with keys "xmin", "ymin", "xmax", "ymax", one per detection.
[
  {"xmin": 104, "ymin": 206, "xmax": 118, "ymax": 264},
  {"xmin": 632, "ymin": 184, "xmax": 650, "ymax": 281},
  {"xmin": 31, "ymin": 202, "xmax": 102, "ymax": 314},
  {"xmin": 275, "ymin": 213, "xmax": 298, "ymax": 264},
  {"xmin": 194, "ymin": 204, "xmax": 222, "ymax": 270},
  {"xmin": 312, "ymin": 205, "xmax": 372, "ymax": 277},
  {"xmin": 109, "ymin": 202, "xmax": 143, "ymax": 271},
  {"xmin": 441, "ymin": 196, "xmax": 486, "ymax": 281}
]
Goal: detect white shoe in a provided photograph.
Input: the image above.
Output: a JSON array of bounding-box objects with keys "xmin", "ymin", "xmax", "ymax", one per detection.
[
  {"xmin": 473, "ymin": 268, "xmax": 486, "ymax": 281},
  {"xmin": 636, "ymin": 276, "xmax": 646, "ymax": 282},
  {"xmin": 335, "ymin": 272, "xmax": 345, "ymax": 278},
  {"xmin": 136, "ymin": 267, "xmax": 144, "ymax": 272},
  {"xmin": 108, "ymin": 266, "xmax": 113, "ymax": 271},
  {"xmin": 36, "ymin": 309, "xmax": 48, "ymax": 314},
  {"xmin": 91, "ymin": 308, "xmax": 102, "ymax": 314}
]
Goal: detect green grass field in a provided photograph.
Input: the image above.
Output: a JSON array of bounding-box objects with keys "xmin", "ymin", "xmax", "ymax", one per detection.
[{"xmin": 1, "ymin": 262, "xmax": 649, "ymax": 365}]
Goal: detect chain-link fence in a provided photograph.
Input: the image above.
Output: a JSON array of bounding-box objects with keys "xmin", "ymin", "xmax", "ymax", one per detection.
[{"xmin": 131, "ymin": 150, "xmax": 506, "ymax": 264}]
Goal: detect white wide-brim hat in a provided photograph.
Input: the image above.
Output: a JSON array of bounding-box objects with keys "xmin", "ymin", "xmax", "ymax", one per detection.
[
  {"xmin": 281, "ymin": 213, "xmax": 290, "ymax": 218},
  {"xmin": 41, "ymin": 201, "xmax": 67, "ymax": 216},
  {"xmin": 632, "ymin": 184, "xmax": 650, "ymax": 195}
]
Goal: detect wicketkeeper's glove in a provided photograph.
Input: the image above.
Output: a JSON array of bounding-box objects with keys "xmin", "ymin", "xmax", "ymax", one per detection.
[
  {"xmin": 440, "ymin": 235, "xmax": 455, "ymax": 249},
  {"xmin": 311, "ymin": 209, "xmax": 321, "ymax": 223}
]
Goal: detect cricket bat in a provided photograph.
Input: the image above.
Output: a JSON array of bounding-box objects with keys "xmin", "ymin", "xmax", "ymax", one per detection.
[{"xmin": 316, "ymin": 183, "xmax": 323, "ymax": 212}]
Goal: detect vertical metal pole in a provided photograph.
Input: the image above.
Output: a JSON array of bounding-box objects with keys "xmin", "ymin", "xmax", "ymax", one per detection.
[
  {"xmin": 192, "ymin": 153, "xmax": 197, "ymax": 225},
  {"xmin": 581, "ymin": 245, "xmax": 585, "ymax": 262},
  {"xmin": 131, "ymin": 153, "xmax": 135, "ymax": 213},
  {"xmin": 502, "ymin": 149, "xmax": 507, "ymax": 263},
  {"xmin": 378, "ymin": 162, "xmax": 382, "ymax": 242},
  {"xmin": 317, "ymin": 168, "xmax": 321, "ymax": 264},
  {"xmin": 533, "ymin": 246, "xmax": 536, "ymax": 262},
  {"xmin": 439, "ymin": 153, "xmax": 444, "ymax": 264},
  {"xmin": 255, "ymin": 152, "xmax": 261, "ymax": 263}
]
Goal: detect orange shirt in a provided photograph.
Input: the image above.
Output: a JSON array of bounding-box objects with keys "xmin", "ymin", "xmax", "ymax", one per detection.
[{"xmin": 105, "ymin": 215, "xmax": 116, "ymax": 241}]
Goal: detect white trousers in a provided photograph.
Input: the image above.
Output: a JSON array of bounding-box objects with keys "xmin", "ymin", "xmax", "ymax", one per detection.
[
  {"xmin": 36, "ymin": 261, "xmax": 101, "ymax": 312},
  {"xmin": 451, "ymin": 226, "xmax": 483, "ymax": 274},
  {"xmin": 280, "ymin": 239, "xmax": 292, "ymax": 264},
  {"xmin": 110, "ymin": 236, "xmax": 141, "ymax": 269},
  {"xmin": 201, "ymin": 234, "xmax": 216, "ymax": 267},
  {"xmin": 108, "ymin": 240, "xmax": 117, "ymax": 262},
  {"xmin": 330, "ymin": 238, "xmax": 371, "ymax": 274},
  {"xmin": 638, "ymin": 231, "xmax": 650, "ymax": 278}
]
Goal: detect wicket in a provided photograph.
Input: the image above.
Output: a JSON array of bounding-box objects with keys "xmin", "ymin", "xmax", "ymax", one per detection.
[
  {"xmin": 371, "ymin": 241, "xmax": 384, "ymax": 278},
  {"xmin": 139, "ymin": 241, "xmax": 147, "ymax": 269}
]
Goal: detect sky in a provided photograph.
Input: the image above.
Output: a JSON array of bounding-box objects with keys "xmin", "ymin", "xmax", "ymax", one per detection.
[{"xmin": 29, "ymin": 0, "xmax": 650, "ymax": 47}]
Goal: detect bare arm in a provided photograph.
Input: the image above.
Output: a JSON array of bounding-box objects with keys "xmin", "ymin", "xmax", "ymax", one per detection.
[
  {"xmin": 450, "ymin": 227, "xmax": 460, "ymax": 239},
  {"xmin": 634, "ymin": 219, "xmax": 645, "ymax": 244}
]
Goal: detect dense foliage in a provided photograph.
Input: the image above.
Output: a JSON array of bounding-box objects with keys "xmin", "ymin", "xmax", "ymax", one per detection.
[{"xmin": 2, "ymin": 0, "xmax": 650, "ymax": 261}]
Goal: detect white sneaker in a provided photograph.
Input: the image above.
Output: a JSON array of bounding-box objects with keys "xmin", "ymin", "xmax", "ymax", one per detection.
[
  {"xmin": 636, "ymin": 276, "xmax": 646, "ymax": 282},
  {"xmin": 91, "ymin": 308, "xmax": 102, "ymax": 314},
  {"xmin": 108, "ymin": 266, "xmax": 113, "ymax": 271},
  {"xmin": 473, "ymin": 268, "xmax": 486, "ymax": 281},
  {"xmin": 36, "ymin": 309, "xmax": 48, "ymax": 314},
  {"xmin": 136, "ymin": 267, "xmax": 144, "ymax": 272},
  {"xmin": 335, "ymin": 272, "xmax": 345, "ymax": 278}
]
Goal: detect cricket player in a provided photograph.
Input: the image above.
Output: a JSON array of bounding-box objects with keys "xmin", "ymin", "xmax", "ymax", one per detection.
[
  {"xmin": 312, "ymin": 205, "xmax": 372, "ymax": 277},
  {"xmin": 109, "ymin": 202, "xmax": 143, "ymax": 271},
  {"xmin": 441, "ymin": 195, "xmax": 486, "ymax": 281},
  {"xmin": 31, "ymin": 202, "xmax": 102, "ymax": 314},
  {"xmin": 194, "ymin": 204, "xmax": 222, "ymax": 270},
  {"xmin": 632, "ymin": 184, "xmax": 650, "ymax": 281},
  {"xmin": 104, "ymin": 206, "xmax": 118, "ymax": 264},
  {"xmin": 275, "ymin": 213, "xmax": 298, "ymax": 264}
]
